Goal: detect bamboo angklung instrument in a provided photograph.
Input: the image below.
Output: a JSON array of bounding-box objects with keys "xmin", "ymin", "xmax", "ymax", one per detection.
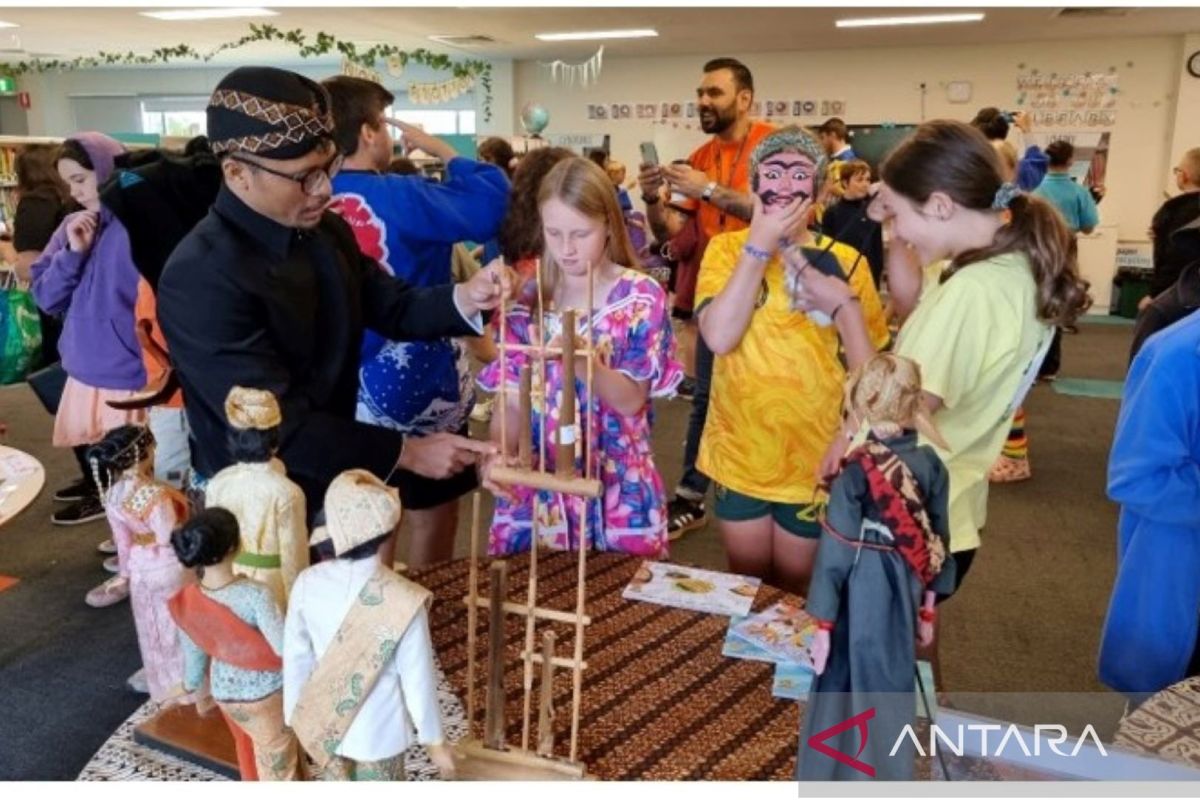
[
  {"xmin": 484, "ymin": 560, "xmax": 509, "ymax": 750},
  {"xmin": 557, "ymin": 308, "xmax": 578, "ymax": 477}
]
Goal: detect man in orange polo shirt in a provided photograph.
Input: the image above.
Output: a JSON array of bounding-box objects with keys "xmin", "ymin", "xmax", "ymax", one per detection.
[{"xmin": 639, "ymin": 57, "xmax": 775, "ymax": 541}]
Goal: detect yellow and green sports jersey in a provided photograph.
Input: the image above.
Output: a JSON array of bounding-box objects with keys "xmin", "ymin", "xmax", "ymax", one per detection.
[
  {"xmin": 695, "ymin": 228, "xmax": 890, "ymax": 504},
  {"xmin": 895, "ymin": 252, "xmax": 1052, "ymax": 552}
]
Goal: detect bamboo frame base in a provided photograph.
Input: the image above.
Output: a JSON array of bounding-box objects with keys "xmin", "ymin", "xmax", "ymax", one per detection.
[
  {"xmin": 488, "ymin": 466, "xmax": 602, "ymax": 499},
  {"xmin": 452, "ymin": 739, "xmax": 588, "ymax": 781}
]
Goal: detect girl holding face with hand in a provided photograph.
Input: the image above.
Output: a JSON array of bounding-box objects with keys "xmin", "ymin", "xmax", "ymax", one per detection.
[
  {"xmin": 478, "ymin": 157, "xmax": 683, "ymax": 558},
  {"xmin": 694, "ymin": 127, "xmax": 889, "ymax": 595},
  {"xmin": 794, "ymin": 120, "xmax": 1090, "ymax": 591}
]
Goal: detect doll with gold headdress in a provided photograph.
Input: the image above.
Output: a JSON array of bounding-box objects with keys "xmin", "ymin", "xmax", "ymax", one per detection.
[
  {"xmin": 87, "ymin": 424, "xmax": 193, "ymax": 702},
  {"xmin": 204, "ymin": 387, "xmax": 308, "ymax": 608},
  {"xmin": 796, "ymin": 353, "xmax": 955, "ymax": 782}
]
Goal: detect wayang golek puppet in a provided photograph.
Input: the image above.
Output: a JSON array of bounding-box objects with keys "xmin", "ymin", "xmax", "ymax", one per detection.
[{"xmin": 796, "ymin": 353, "xmax": 955, "ymax": 781}]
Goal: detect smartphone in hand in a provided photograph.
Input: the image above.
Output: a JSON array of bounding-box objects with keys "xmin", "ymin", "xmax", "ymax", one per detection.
[{"xmin": 640, "ymin": 141, "xmax": 659, "ymax": 167}]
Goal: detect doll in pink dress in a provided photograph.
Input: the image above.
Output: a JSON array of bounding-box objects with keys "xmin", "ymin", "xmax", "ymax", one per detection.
[{"xmin": 88, "ymin": 424, "xmax": 193, "ymax": 701}]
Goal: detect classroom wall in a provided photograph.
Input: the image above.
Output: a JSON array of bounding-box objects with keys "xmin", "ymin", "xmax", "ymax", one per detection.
[
  {"xmin": 514, "ymin": 35, "xmax": 1192, "ymax": 241},
  {"xmin": 1166, "ymin": 33, "xmax": 1200, "ymax": 197},
  {"xmin": 13, "ymin": 57, "xmax": 513, "ymax": 139}
]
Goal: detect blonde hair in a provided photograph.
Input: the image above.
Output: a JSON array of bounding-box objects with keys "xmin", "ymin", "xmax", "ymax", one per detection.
[
  {"xmin": 537, "ymin": 156, "xmax": 641, "ymax": 302},
  {"xmin": 845, "ymin": 354, "xmax": 949, "ymax": 450},
  {"xmin": 605, "ymin": 158, "xmax": 626, "ymax": 183}
]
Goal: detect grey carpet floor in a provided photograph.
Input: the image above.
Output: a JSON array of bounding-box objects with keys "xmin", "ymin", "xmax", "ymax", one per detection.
[{"xmin": 0, "ymin": 320, "xmax": 1133, "ymax": 779}]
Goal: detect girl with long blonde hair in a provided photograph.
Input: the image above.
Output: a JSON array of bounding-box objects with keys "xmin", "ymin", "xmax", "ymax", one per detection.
[{"xmin": 479, "ymin": 157, "xmax": 683, "ymax": 557}]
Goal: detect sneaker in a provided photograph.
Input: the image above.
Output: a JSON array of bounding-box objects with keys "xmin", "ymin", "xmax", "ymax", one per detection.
[
  {"xmin": 667, "ymin": 495, "xmax": 707, "ymax": 541},
  {"xmin": 85, "ymin": 575, "xmax": 129, "ymax": 608},
  {"xmin": 102, "ymin": 555, "xmax": 120, "ymax": 574},
  {"xmin": 126, "ymin": 668, "xmax": 149, "ymax": 694},
  {"xmin": 96, "ymin": 539, "xmax": 118, "ymax": 555},
  {"xmin": 988, "ymin": 455, "xmax": 1032, "ymax": 483},
  {"xmin": 53, "ymin": 479, "xmax": 93, "ymax": 503},
  {"xmin": 676, "ymin": 377, "xmax": 697, "ymax": 402},
  {"xmin": 52, "ymin": 495, "xmax": 105, "ymax": 526},
  {"xmin": 470, "ymin": 399, "xmax": 494, "ymax": 423}
]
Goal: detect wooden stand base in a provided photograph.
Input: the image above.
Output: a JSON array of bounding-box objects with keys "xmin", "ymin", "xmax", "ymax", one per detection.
[
  {"xmin": 132, "ymin": 703, "xmax": 239, "ymax": 779},
  {"xmin": 453, "ymin": 739, "xmax": 588, "ymax": 781}
]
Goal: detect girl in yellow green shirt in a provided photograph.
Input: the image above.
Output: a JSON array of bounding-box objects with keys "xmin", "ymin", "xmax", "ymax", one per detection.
[{"xmin": 794, "ymin": 120, "xmax": 1090, "ymax": 593}]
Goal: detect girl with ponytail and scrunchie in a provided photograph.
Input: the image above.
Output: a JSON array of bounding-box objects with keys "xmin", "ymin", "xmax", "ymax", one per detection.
[
  {"xmin": 168, "ymin": 508, "xmax": 302, "ymax": 782},
  {"xmin": 792, "ymin": 119, "xmax": 1090, "ymax": 595},
  {"xmin": 87, "ymin": 424, "xmax": 192, "ymax": 700}
]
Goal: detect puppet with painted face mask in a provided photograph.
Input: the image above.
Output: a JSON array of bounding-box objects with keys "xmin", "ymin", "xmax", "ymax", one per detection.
[{"xmin": 797, "ymin": 353, "xmax": 954, "ymax": 782}]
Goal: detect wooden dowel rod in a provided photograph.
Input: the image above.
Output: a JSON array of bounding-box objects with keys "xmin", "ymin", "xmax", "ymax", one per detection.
[
  {"xmin": 537, "ymin": 630, "xmax": 557, "ymax": 757},
  {"xmin": 518, "ymin": 651, "xmax": 587, "ymax": 671},
  {"xmin": 465, "ymin": 492, "xmax": 481, "ymax": 736},
  {"xmin": 462, "ymin": 596, "xmax": 592, "ymax": 626},
  {"xmin": 498, "ymin": 283, "xmax": 509, "ymax": 463},
  {"xmin": 518, "ymin": 365, "xmax": 532, "ymax": 469},
  {"xmin": 484, "ymin": 560, "xmax": 508, "ymax": 750},
  {"xmin": 487, "ymin": 466, "xmax": 602, "ymax": 499},
  {"xmin": 536, "ymin": 258, "xmax": 547, "ymax": 483},
  {"xmin": 519, "ymin": 530, "xmax": 540, "ymax": 752},
  {"xmin": 585, "ymin": 260, "xmax": 594, "ymax": 481},
  {"xmin": 501, "ymin": 342, "xmax": 601, "ymax": 357},
  {"xmin": 569, "ymin": 518, "xmax": 589, "ymax": 763}
]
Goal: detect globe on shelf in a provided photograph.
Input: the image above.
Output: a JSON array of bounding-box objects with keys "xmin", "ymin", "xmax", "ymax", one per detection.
[{"xmin": 520, "ymin": 103, "xmax": 550, "ymax": 137}]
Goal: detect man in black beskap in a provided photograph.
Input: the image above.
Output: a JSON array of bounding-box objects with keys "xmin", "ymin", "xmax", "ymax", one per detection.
[{"xmin": 158, "ymin": 66, "xmax": 504, "ymax": 517}]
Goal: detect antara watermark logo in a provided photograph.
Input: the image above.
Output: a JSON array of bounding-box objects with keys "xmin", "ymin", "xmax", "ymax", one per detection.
[
  {"xmin": 890, "ymin": 722, "xmax": 1109, "ymax": 759},
  {"xmin": 807, "ymin": 708, "xmax": 1108, "ymax": 777}
]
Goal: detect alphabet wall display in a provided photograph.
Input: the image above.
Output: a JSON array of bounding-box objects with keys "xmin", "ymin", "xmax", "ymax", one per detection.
[
  {"xmin": 589, "ymin": 98, "xmax": 846, "ymax": 121},
  {"xmin": 1016, "ymin": 70, "xmax": 1119, "ymax": 128}
]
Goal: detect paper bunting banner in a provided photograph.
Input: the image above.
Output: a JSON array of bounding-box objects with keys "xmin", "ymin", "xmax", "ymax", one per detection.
[
  {"xmin": 540, "ymin": 46, "xmax": 604, "ymax": 89},
  {"xmin": 408, "ymin": 74, "xmax": 476, "ymax": 105},
  {"xmin": 341, "ymin": 57, "xmax": 381, "ymax": 84}
]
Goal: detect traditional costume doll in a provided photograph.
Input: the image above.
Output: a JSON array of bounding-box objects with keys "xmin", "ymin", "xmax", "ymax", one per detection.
[
  {"xmin": 796, "ymin": 354, "xmax": 956, "ymax": 781},
  {"xmin": 283, "ymin": 470, "xmax": 455, "ymax": 781},
  {"xmin": 204, "ymin": 386, "xmax": 308, "ymax": 608},
  {"xmin": 168, "ymin": 507, "xmax": 304, "ymax": 781},
  {"xmin": 87, "ymin": 424, "xmax": 191, "ymax": 701}
]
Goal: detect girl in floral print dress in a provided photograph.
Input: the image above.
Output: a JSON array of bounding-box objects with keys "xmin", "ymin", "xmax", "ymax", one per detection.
[{"xmin": 479, "ymin": 157, "xmax": 683, "ymax": 558}]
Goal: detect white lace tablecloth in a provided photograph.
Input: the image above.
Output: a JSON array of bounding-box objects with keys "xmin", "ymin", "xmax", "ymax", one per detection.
[
  {"xmin": 78, "ymin": 663, "xmax": 467, "ymax": 781},
  {"xmin": 0, "ymin": 445, "xmax": 44, "ymax": 527}
]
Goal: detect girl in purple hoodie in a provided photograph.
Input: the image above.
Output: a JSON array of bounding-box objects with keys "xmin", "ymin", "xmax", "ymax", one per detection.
[{"xmin": 31, "ymin": 134, "xmax": 148, "ymax": 594}]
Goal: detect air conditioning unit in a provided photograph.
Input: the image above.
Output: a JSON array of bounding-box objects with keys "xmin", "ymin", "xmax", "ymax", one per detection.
[
  {"xmin": 427, "ymin": 34, "xmax": 499, "ymax": 49},
  {"xmin": 1052, "ymin": 7, "xmax": 1136, "ymax": 19}
]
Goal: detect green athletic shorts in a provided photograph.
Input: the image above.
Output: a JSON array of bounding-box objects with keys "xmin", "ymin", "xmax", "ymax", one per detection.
[{"xmin": 713, "ymin": 483, "xmax": 823, "ymax": 539}]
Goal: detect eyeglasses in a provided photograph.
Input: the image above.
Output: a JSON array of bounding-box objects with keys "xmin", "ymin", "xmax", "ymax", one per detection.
[{"xmin": 230, "ymin": 150, "xmax": 344, "ymax": 195}]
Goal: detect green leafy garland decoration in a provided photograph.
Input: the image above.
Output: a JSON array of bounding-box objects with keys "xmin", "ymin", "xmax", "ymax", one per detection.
[{"xmin": 0, "ymin": 23, "xmax": 493, "ymax": 120}]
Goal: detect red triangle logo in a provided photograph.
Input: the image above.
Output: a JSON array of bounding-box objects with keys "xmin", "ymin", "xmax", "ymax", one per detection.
[{"xmin": 806, "ymin": 707, "xmax": 877, "ymax": 777}]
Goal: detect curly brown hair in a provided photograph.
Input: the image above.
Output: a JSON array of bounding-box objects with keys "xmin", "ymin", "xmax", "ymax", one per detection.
[{"xmin": 498, "ymin": 146, "xmax": 574, "ymax": 264}]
